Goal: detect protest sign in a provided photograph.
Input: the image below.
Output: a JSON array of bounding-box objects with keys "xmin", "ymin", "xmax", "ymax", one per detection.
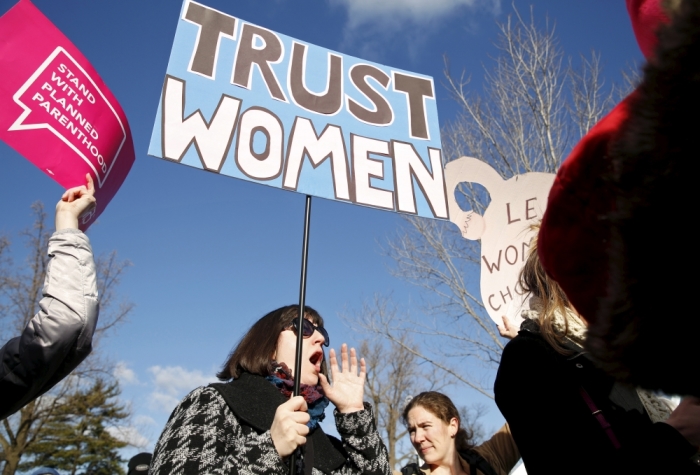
[
  {"xmin": 149, "ymin": 0, "xmax": 446, "ymax": 220},
  {"xmin": 444, "ymin": 157, "xmax": 555, "ymax": 326},
  {"xmin": 0, "ymin": 0, "xmax": 135, "ymax": 229}
]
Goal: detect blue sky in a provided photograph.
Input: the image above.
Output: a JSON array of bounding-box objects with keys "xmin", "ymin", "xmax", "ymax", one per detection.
[{"xmin": 0, "ymin": 0, "xmax": 642, "ymax": 462}]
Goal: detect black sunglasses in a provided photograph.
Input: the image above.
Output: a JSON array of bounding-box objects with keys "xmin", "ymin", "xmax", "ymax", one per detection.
[{"xmin": 291, "ymin": 319, "xmax": 329, "ymax": 347}]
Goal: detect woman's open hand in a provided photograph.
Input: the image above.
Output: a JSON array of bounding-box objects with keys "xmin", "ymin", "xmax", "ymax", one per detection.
[
  {"xmin": 270, "ymin": 396, "xmax": 309, "ymax": 458},
  {"xmin": 319, "ymin": 343, "xmax": 365, "ymax": 414}
]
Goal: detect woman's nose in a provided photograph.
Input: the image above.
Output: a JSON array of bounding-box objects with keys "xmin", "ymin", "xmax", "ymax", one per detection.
[
  {"xmin": 413, "ymin": 429, "xmax": 424, "ymax": 443},
  {"xmin": 312, "ymin": 329, "xmax": 325, "ymax": 346}
]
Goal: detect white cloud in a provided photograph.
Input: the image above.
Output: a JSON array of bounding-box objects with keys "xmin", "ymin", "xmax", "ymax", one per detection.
[
  {"xmin": 114, "ymin": 362, "xmax": 140, "ymax": 385},
  {"xmin": 111, "ymin": 416, "xmax": 160, "ymax": 451},
  {"xmin": 332, "ymin": 0, "xmax": 499, "ymax": 28},
  {"xmin": 149, "ymin": 391, "xmax": 181, "ymax": 412},
  {"xmin": 329, "ymin": 0, "xmax": 500, "ymax": 63},
  {"xmin": 147, "ymin": 366, "xmax": 216, "ymax": 413},
  {"xmin": 107, "ymin": 425, "xmax": 150, "ymax": 449},
  {"xmin": 134, "ymin": 414, "xmax": 157, "ymax": 427},
  {"xmin": 149, "ymin": 366, "xmax": 214, "ymax": 395}
]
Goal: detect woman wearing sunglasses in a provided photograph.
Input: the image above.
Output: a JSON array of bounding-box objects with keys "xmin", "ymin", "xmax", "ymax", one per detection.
[{"xmin": 150, "ymin": 305, "xmax": 392, "ymax": 475}]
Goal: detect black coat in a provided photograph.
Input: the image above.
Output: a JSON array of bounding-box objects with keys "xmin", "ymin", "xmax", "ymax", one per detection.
[
  {"xmin": 149, "ymin": 372, "xmax": 392, "ymax": 475},
  {"xmin": 494, "ymin": 327, "xmax": 699, "ymax": 474}
]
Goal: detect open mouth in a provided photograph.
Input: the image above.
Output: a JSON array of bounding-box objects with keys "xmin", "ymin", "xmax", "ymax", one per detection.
[{"xmin": 309, "ymin": 351, "xmax": 323, "ymax": 371}]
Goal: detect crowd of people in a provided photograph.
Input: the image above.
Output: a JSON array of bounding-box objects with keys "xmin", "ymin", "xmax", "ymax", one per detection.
[
  {"xmin": 2, "ymin": 0, "xmax": 700, "ymax": 473},
  {"xmin": 3, "ymin": 179, "xmax": 699, "ymax": 474}
]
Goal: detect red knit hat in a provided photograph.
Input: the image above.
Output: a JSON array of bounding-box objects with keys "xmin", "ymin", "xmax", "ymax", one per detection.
[
  {"xmin": 537, "ymin": 0, "xmax": 700, "ymax": 397},
  {"xmin": 626, "ymin": 0, "xmax": 669, "ymax": 59},
  {"xmin": 537, "ymin": 0, "xmax": 669, "ymax": 323}
]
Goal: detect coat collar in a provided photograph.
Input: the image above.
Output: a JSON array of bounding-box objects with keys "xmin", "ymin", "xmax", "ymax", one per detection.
[{"xmin": 210, "ymin": 372, "xmax": 347, "ymax": 473}]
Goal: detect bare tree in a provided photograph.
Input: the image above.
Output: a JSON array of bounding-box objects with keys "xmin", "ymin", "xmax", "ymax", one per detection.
[
  {"xmin": 361, "ymin": 338, "xmax": 422, "ymax": 470},
  {"xmin": 381, "ymin": 5, "xmax": 632, "ymax": 397},
  {"xmin": 0, "ymin": 203, "xmax": 134, "ymax": 475}
]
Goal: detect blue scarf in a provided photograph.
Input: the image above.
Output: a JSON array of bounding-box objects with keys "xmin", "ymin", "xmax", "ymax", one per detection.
[{"xmin": 266, "ymin": 361, "xmax": 329, "ymax": 430}]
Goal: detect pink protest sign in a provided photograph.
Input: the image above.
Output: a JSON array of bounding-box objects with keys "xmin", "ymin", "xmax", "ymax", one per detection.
[{"xmin": 0, "ymin": 0, "xmax": 134, "ymax": 229}]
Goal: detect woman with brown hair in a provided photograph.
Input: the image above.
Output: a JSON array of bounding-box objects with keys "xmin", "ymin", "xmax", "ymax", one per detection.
[
  {"xmin": 399, "ymin": 392, "xmax": 519, "ymax": 475},
  {"xmin": 494, "ymin": 231, "xmax": 700, "ymax": 474},
  {"xmin": 150, "ymin": 305, "xmax": 392, "ymax": 475}
]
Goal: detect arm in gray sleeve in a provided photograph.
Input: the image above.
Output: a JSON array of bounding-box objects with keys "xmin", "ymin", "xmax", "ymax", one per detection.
[
  {"xmin": 0, "ymin": 229, "xmax": 99, "ymax": 419},
  {"xmin": 334, "ymin": 403, "xmax": 393, "ymax": 475}
]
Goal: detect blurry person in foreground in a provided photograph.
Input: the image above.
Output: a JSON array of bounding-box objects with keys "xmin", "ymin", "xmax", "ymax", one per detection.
[{"xmin": 495, "ymin": 231, "xmax": 700, "ymax": 474}]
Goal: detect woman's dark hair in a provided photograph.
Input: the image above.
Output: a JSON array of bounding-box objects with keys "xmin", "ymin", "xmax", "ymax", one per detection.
[
  {"xmin": 402, "ymin": 391, "xmax": 475, "ymax": 453},
  {"xmin": 217, "ymin": 305, "xmax": 327, "ymax": 380}
]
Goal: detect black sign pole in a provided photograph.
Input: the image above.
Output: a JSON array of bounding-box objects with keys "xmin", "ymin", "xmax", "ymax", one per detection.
[{"xmin": 290, "ymin": 194, "xmax": 312, "ymax": 475}]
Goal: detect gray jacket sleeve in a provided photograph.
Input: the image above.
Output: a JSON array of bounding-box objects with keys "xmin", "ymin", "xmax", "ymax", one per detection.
[
  {"xmin": 0, "ymin": 229, "xmax": 98, "ymax": 419},
  {"xmin": 334, "ymin": 403, "xmax": 393, "ymax": 475}
]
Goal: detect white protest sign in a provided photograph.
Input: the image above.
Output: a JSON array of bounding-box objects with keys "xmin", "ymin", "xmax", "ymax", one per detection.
[
  {"xmin": 149, "ymin": 0, "xmax": 447, "ymax": 220},
  {"xmin": 444, "ymin": 157, "xmax": 555, "ymax": 326}
]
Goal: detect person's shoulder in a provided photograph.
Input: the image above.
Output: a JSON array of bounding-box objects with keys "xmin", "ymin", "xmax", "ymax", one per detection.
[
  {"xmin": 502, "ymin": 327, "xmax": 551, "ymax": 357},
  {"xmin": 496, "ymin": 329, "xmax": 564, "ymax": 394},
  {"xmin": 501, "ymin": 329, "xmax": 565, "ymax": 372},
  {"xmin": 174, "ymin": 386, "xmax": 228, "ymax": 412},
  {"xmin": 166, "ymin": 385, "xmax": 243, "ymax": 433},
  {"xmin": 396, "ymin": 462, "xmax": 425, "ymax": 475}
]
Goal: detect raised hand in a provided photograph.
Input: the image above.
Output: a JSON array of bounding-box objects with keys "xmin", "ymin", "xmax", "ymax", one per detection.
[
  {"xmin": 55, "ymin": 174, "xmax": 96, "ymax": 231},
  {"xmin": 319, "ymin": 343, "xmax": 365, "ymax": 414},
  {"xmin": 270, "ymin": 396, "xmax": 310, "ymax": 458},
  {"xmin": 497, "ymin": 315, "xmax": 519, "ymax": 339}
]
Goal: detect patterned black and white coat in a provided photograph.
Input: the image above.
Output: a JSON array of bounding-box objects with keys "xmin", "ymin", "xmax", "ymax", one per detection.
[{"xmin": 150, "ymin": 372, "xmax": 393, "ymax": 475}]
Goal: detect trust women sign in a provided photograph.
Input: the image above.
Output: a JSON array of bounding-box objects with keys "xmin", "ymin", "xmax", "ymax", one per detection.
[
  {"xmin": 0, "ymin": 0, "xmax": 135, "ymax": 229},
  {"xmin": 149, "ymin": 0, "xmax": 447, "ymax": 220}
]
